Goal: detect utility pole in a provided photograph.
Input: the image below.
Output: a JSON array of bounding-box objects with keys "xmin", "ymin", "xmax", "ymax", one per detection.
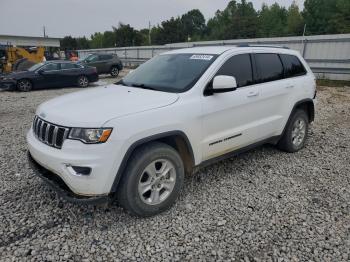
[
  {"xmin": 303, "ymin": 24, "xmax": 307, "ymax": 37},
  {"xmin": 148, "ymin": 21, "xmax": 151, "ymax": 45},
  {"xmin": 43, "ymin": 26, "xmax": 46, "ymax": 38}
]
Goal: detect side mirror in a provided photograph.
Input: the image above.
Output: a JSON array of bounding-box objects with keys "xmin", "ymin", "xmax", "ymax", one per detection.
[
  {"xmin": 212, "ymin": 75, "xmax": 237, "ymax": 93},
  {"xmin": 37, "ymin": 69, "xmax": 44, "ymax": 74}
]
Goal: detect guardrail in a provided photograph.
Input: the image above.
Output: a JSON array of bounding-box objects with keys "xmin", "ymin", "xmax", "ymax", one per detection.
[{"xmin": 77, "ymin": 34, "xmax": 350, "ymax": 81}]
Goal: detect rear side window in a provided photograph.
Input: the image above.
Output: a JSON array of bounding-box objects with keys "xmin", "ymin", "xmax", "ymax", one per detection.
[
  {"xmin": 255, "ymin": 53, "xmax": 284, "ymax": 83},
  {"xmin": 216, "ymin": 54, "xmax": 253, "ymax": 87},
  {"xmin": 99, "ymin": 54, "xmax": 113, "ymax": 60},
  {"xmin": 280, "ymin": 54, "xmax": 307, "ymax": 78},
  {"xmin": 60, "ymin": 63, "xmax": 78, "ymax": 70}
]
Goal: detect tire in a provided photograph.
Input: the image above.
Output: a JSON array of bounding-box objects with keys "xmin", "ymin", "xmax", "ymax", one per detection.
[
  {"xmin": 277, "ymin": 109, "xmax": 309, "ymax": 153},
  {"xmin": 110, "ymin": 66, "xmax": 119, "ymax": 77},
  {"xmin": 17, "ymin": 79, "xmax": 33, "ymax": 92},
  {"xmin": 117, "ymin": 142, "xmax": 185, "ymax": 217},
  {"xmin": 77, "ymin": 75, "xmax": 89, "ymax": 88}
]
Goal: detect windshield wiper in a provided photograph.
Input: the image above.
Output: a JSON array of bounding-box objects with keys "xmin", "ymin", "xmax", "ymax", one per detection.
[{"xmin": 131, "ymin": 83, "xmax": 158, "ymax": 91}]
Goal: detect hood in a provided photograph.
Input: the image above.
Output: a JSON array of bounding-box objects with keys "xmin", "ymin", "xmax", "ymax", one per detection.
[
  {"xmin": 5, "ymin": 71, "xmax": 33, "ymax": 79},
  {"xmin": 36, "ymin": 85, "xmax": 179, "ymax": 127}
]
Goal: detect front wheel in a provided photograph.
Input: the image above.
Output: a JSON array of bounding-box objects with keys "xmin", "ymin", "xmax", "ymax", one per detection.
[
  {"xmin": 17, "ymin": 79, "xmax": 33, "ymax": 92},
  {"xmin": 77, "ymin": 75, "xmax": 89, "ymax": 88},
  {"xmin": 277, "ymin": 109, "xmax": 309, "ymax": 152},
  {"xmin": 117, "ymin": 142, "xmax": 184, "ymax": 217}
]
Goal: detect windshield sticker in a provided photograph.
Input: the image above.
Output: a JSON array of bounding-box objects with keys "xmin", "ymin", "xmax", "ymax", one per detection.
[{"xmin": 190, "ymin": 55, "xmax": 213, "ymax": 61}]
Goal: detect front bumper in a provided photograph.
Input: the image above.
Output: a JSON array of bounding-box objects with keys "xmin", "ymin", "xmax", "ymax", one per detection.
[
  {"xmin": 27, "ymin": 127, "xmax": 124, "ymax": 196},
  {"xmin": 0, "ymin": 79, "xmax": 16, "ymax": 90},
  {"xmin": 28, "ymin": 152, "xmax": 110, "ymax": 204}
]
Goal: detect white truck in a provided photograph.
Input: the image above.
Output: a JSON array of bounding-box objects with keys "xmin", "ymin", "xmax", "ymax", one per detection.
[{"xmin": 27, "ymin": 46, "xmax": 316, "ymax": 217}]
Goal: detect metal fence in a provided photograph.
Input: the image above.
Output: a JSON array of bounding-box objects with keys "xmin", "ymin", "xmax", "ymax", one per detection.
[{"xmin": 77, "ymin": 34, "xmax": 350, "ymax": 81}]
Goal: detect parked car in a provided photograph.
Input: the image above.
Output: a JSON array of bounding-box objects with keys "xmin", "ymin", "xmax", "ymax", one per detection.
[
  {"xmin": 79, "ymin": 53, "xmax": 123, "ymax": 77},
  {"xmin": 27, "ymin": 46, "xmax": 316, "ymax": 217},
  {"xmin": 0, "ymin": 61, "xmax": 98, "ymax": 91}
]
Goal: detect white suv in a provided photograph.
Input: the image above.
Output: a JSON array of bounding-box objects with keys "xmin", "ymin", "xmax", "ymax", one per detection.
[{"xmin": 27, "ymin": 46, "xmax": 316, "ymax": 216}]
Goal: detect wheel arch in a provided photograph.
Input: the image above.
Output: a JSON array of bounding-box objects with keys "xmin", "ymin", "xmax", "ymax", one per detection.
[
  {"xmin": 294, "ymin": 98, "xmax": 315, "ymax": 123},
  {"xmin": 282, "ymin": 98, "xmax": 315, "ymax": 136},
  {"xmin": 110, "ymin": 131, "xmax": 195, "ymax": 193}
]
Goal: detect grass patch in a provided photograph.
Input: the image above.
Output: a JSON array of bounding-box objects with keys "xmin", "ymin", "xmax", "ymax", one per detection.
[{"xmin": 317, "ymin": 79, "xmax": 350, "ymax": 87}]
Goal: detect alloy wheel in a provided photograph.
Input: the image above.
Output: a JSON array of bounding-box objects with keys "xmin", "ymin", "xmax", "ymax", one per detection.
[
  {"xmin": 138, "ymin": 159, "xmax": 176, "ymax": 205},
  {"xmin": 291, "ymin": 118, "xmax": 306, "ymax": 147}
]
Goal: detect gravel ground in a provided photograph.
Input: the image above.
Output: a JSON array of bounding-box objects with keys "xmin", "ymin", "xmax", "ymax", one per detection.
[{"xmin": 0, "ymin": 75, "xmax": 349, "ymax": 261}]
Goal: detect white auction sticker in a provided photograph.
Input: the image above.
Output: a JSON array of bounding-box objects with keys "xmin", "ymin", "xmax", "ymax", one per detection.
[{"xmin": 190, "ymin": 55, "xmax": 213, "ymax": 61}]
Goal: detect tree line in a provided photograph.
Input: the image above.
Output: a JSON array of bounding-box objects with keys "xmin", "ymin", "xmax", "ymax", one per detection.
[{"xmin": 60, "ymin": 0, "xmax": 350, "ymax": 50}]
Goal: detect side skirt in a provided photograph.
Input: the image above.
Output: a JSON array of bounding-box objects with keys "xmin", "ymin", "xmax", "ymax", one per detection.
[{"xmin": 193, "ymin": 135, "xmax": 281, "ymax": 172}]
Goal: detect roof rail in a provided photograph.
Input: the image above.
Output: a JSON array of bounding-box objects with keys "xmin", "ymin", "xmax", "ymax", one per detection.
[{"xmin": 237, "ymin": 44, "xmax": 290, "ymax": 49}]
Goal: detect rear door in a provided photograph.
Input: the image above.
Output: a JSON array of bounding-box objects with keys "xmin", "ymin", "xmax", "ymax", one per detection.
[
  {"xmin": 253, "ymin": 52, "xmax": 293, "ymax": 136},
  {"xmin": 59, "ymin": 63, "xmax": 81, "ymax": 86},
  {"xmin": 98, "ymin": 54, "xmax": 113, "ymax": 73}
]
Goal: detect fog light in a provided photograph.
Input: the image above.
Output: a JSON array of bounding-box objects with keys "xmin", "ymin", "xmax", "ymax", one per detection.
[
  {"xmin": 72, "ymin": 166, "xmax": 91, "ymax": 175},
  {"xmin": 66, "ymin": 164, "xmax": 91, "ymax": 176}
]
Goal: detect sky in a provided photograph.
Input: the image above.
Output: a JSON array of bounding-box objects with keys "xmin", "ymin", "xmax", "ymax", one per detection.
[{"xmin": 0, "ymin": 0, "xmax": 304, "ymax": 38}]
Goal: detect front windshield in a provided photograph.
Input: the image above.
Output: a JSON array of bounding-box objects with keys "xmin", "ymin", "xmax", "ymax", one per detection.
[
  {"xmin": 119, "ymin": 53, "xmax": 217, "ymax": 93},
  {"xmin": 28, "ymin": 62, "xmax": 45, "ymax": 71}
]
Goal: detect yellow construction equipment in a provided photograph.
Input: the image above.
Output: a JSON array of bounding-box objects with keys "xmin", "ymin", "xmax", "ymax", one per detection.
[{"xmin": 2, "ymin": 46, "xmax": 45, "ymax": 73}]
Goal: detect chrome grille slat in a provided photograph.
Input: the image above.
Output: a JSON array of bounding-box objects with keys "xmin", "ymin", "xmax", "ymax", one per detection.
[
  {"xmin": 32, "ymin": 116, "xmax": 69, "ymax": 149},
  {"xmin": 52, "ymin": 127, "xmax": 58, "ymax": 147},
  {"xmin": 45, "ymin": 123, "xmax": 50, "ymax": 142},
  {"xmin": 39, "ymin": 121, "xmax": 44, "ymax": 141}
]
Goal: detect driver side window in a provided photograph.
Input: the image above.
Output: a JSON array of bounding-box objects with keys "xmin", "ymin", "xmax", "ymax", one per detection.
[{"xmin": 216, "ymin": 54, "xmax": 254, "ymax": 88}]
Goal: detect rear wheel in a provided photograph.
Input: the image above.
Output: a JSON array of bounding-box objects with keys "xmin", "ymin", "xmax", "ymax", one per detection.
[
  {"xmin": 117, "ymin": 142, "xmax": 184, "ymax": 217},
  {"xmin": 110, "ymin": 66, "xmax": 119, "ymax": 77},
  {"xmin": 77, "ymin": 75, "xmax": 89, "ymax": 88},
  {"xmin": 17, "ymin": 79, "xmax": 32, "ymax": 92},
  {"xmin": 277, "ymin": 109, "xmax": 309, "ymax": 152}
]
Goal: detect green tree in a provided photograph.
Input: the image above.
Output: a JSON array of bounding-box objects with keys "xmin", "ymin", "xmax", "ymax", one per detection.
[
  {"xmin": 113, "ymin": 23, "xmax": 142, "ymax": 47},
  {"xmin": 207, "ymin": 0, "xmax": 258, "ymax": 40},
  {"xmin": 60, "ymin": 36, "xmax": 77, "ymax": 50},
  {"xmin": 102, "ymin": 31, "xmax": 116, "ymax": 47},
  {"xmin": 258, "ymin": 3, "xmax": 288, "ymax": 37},
  {"xmin": 181, "ymin": 9, "xmax": 206, "ymax": 40},
  {"xmin": 286, "ymin": 1, "xmax": 304, "ymax": 36},
  {"xmin": 303, "ymin": 0, "xmax": 338, "ymax": 35},
  {"xmin": 90, "ymin": 32, "xmax": 104, "ymax": 48},
  {"xmin": 76, "ymin": 37, "xmax": 90, "ymax": 49},
  {"xmin": 331, "ymin": 0, "xmax": 350, "ymax": 33}
]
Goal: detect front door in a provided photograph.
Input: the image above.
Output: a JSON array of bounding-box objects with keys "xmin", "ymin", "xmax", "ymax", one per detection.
[
  {"xmin": 201, "ymin": 53, "xmax": 264, "ymax": 161},
  {"xmin": 36, "ymin": 63, "xmax": 60, "ymax": 88}
]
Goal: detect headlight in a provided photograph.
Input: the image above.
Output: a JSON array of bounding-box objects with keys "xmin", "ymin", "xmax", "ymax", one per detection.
[
  {"xmin": 3, "ymin": 77, "xmax": 14, "ymax": 81},
  {"xmin": 68, "ymin": 128, "xmax": 113, "ymax": 144}
]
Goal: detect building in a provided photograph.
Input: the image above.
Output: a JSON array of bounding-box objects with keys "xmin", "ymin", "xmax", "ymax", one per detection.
[{"xmin": 0, "ymin": 34, "xmax": 60, "ymax": 47}]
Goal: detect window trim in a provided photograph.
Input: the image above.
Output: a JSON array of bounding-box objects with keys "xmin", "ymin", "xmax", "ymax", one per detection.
[
  {"xmin": 279, "ymin": 54, "xmax": 307, "ymax": 79},
  {"xmin": 205, "ymin": 53, "xmax": 255, "ymax": 92},
  {"xmin": 253, "ymin": 53, "xmax": 285, "ymax": 84}
]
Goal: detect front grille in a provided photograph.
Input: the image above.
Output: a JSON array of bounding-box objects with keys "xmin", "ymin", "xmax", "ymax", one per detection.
[{"xmin": 32, "ymin": 116, "xmax": 70, "ymax": 149}]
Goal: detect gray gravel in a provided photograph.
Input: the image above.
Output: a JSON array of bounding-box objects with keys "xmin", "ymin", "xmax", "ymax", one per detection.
[{"xmin": 0, "ymin": 76, "xmax": 349, "ymax": 261}]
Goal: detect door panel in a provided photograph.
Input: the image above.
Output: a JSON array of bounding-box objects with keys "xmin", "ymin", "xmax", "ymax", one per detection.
[
  {"xmin": 35, "ymin": 63, "xmax": 60, "ymax": 88},
  {"xmin": 201, "ymin": 85, "xmax": 265, "ymax": 161},
  {"xmin": 253, "ymin": 53, "xmax": 295, "ymax": 136},
  {"xmin": 201, "ymin": 53, "xmax": 267, "ymax": 161}
]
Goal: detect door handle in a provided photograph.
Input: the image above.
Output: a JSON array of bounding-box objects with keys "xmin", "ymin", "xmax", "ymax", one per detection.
[
  {"xmin": 247, "ymin": 91, "xmax": 259, "ymax": 97},
  {"xmin": 286, "ymin": 85, "xmax": 294, "ymax": 89}
]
